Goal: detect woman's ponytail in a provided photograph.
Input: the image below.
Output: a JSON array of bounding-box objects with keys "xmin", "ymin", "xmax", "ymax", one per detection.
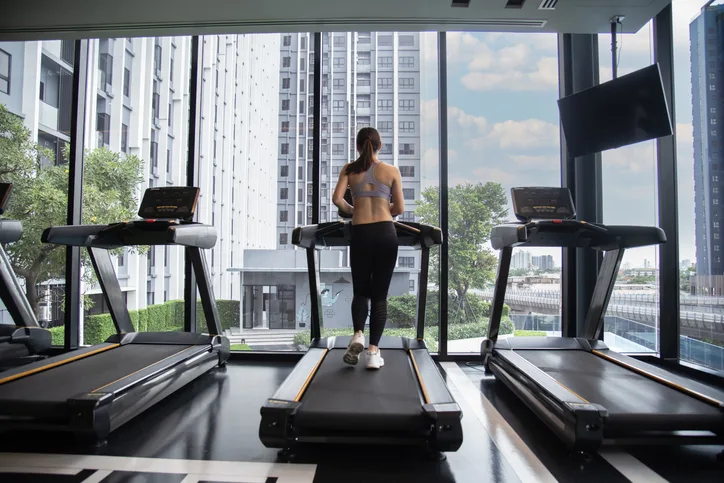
[{"xmin": 346, "ymin": 127, "xmax": 382, "ymax": 175}]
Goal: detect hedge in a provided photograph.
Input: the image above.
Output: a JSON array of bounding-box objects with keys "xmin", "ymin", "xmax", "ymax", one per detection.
[{"xmin": 79, "ymin": 299, "xmax": 239, "ymax": 346}]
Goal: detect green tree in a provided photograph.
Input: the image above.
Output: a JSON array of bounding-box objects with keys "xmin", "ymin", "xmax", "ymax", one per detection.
[
  {"xmin": 0, "ymin": 104, "xmax": 143, "ymax": 317},
  {"xmin": 415, "ymin": 182, "xmax": 508, "ymax": 303}
]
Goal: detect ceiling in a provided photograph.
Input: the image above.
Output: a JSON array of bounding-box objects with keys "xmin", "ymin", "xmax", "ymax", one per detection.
[{"xmin": 0, "ymin": 0, "xmax": 672, "ymax": 41}]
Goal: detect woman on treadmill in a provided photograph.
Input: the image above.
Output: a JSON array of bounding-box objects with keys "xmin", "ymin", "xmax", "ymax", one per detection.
[{"xmin": 332, "ymin": 127, "xmax": 404, "ymax": 370}]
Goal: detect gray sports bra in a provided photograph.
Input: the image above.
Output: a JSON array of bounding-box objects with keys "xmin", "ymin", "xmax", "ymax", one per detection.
[{"xmin": 349, "ymin": 161, "xmax": 392, "ymax": 200}]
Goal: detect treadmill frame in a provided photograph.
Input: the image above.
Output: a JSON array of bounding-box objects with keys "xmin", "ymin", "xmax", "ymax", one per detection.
[
  {"xmin": 0, "ymin": 221, "xmax": 230, "ymax": 440},
  {"xmin": 481, "ymin": 221, "xmax": 724, "ymax": 452},
  {"xmin": 260, "ymin": 221, "xmax": 463, "ymax": 453}
]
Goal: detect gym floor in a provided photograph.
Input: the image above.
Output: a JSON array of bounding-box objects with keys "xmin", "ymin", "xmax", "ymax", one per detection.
[{"xmin": 0, "ymin": 360, "xmax": 721, "ymax": 482}]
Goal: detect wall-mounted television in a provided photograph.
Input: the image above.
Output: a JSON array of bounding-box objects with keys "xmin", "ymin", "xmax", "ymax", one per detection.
[{"xmin": 558, "ymin": 63, "xmax": 673, "ymax": 158}]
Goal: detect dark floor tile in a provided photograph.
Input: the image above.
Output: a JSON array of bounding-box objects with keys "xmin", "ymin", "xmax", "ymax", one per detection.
[
  {"xmin": 99, "ymin": 471, "xmax": 185, "ymax": 483},
  {"xmin": 0, "ymin": 470, "xmax": 96, "ymax": 483}
]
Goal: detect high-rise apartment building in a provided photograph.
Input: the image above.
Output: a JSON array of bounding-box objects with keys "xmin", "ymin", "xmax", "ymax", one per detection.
[
  {"xmin": 275, "ymin": 32, "xmax": 423, "ymax": 291},
  {"xmin": 692, "ymin": 3, "xmax": 724, "ymax": 279},
  {"xmin": 0, "ymin": 35, "xmax": 280, "ymax": 328}
]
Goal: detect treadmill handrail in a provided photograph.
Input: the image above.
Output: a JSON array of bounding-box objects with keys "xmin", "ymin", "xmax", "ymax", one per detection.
[
  {"xmin": 42, "ymin": 222, "xmax": 218, "ymax": 249},
  {"xmin": 490, "ymin": 221, "xmax": 666, "ymax": 251},
  {"xmin": 0, "ymin": 220, "xmax": 22, "ymax": 244},
  {"xmin": 292, "ymin": 221, "xmax": 443, "ymax": 249}
]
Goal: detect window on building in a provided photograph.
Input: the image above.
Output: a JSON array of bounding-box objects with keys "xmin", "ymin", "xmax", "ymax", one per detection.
[
  {"xmin": 378, "ymin": 35, "xmax": 393, "ymax": 47},
  {"xmin": 283, "ymin": 35, "xmax": 291, "ymax": 46},
  {"xmin": 280, "ymin": 188, "xmax": 288, "ymax": 200},
  {"xmin": 399, "ymin": 257, "xmax": 415, "ymax": 268},
  {"xmin": 334, "ymin": 36, "xmax": 345, "ymax": 47},
  {"xmin": 296, "ymin": 166, "xmax": 303, "ymax": 180},
  {"xmin": 357, "ymin": 99, "xmax": 371, "ymax": 108},
  {"xmin": 0, "ymin": 49, "xmax": 10, "ymax": 94},
  {"xmin": 400, "ymin": 211, "xmax": 414, "ymax": 222},
  {"xmin": 399, "ymin": 99, "xmax": 415, "ymax": 111},
  {"xmin": 399, "ymin": 56, "xmax": 415, "ymax": 68},
  {"xmin": 282, "ymin": 57, "xmax": 291, "ymax": 68},
  {"xmin": 403, "ymin": 188, "xmax": 414, "ymax": 200},
  {"xmin": 378, "ymin": 56, "xmax": 393, "ymax": 68},
  {"xmin": 399, "ymin": 121, "xmax": 415, "ymax": 133},
  {"xmin": 378, "ymin": 99, "xmax": 393, "ymax": 111},
  {"xmin": 378, "ymin": 77, "xmax": 392, "ymax": 89},
  {"xmin": 120, "ymin": 123, "xmax": 128, "ymax": 153},
  {"xmin": 299, "ymin": 101, "xmax": 305, "ymax": 114},
  {"xmin": 409, "ymin": 279, "xmax": 415, "ymax": 291},
  {"xmin": 333, "ymin": 166, "xmax": 341, "ymax": 176},
  {"xmin": 299, "ymin": 122, "xmax": 305, "ymax": 136},
  {"xmin": 282, "ymin": 99, "xmax": 290, "ymax": 110},
  {"xmin": 713, "ymin": 118, "xmax": 718, "ymax": 125},
  {"xmin": 298, "ymin": 189, "xmax": 303, "ymax": 202},
  {"xmin": 357, "ymin": 75, "xmax": 371, "ymax": 86},
  {"xmin": 333, "ymin": 144, "xmax": 345, "ymax": 155},
  {"xmin": 380, "ymin": 144, "xmax": 392, "ymax": 155},
  {"xmin": 334, "ymin": 57, "xmax": 345, "ymax": 68},
  {"xmin": 333, "ymin": 121, "xmax": 345, "ymax": 133},
  {"xmin": 281, "ymin": 143, "xmax": 289, "ymax": 155},
  {"xmin": 301, "ymin": 37, "xmax": 307, "ymax": 50},
  {"xmin": 299, "ymin": 78, "xmax": 305, "ymax": 93},
  {"xmin": 710, "ymin": 84, "xmax": 716, "ymax": 91},
  {"xmin": 399, "ymin": 78, "xmax": 415, "ymax": 89},
  {"xmin": 379, "ymin": 121, "xmax": 393, "ymax": 133},
  {"xmin": 282, "ymin": 78, "xmax": 290, "ymax": 89},
  {"xmin": 399, "ymin": 143, "xmax": 415, "ymax": 155},
  {"xmin": 280, "ymin": 210, "xmax": 288, "ymax": 222},
  {"xmin": 334, "ymin": 78, "xmax": 345, "ymax": 90},
  {"xmin": 123, "ymin": 67, "xmax": 130, "ymax": 97},
  {"xmin": 300, "ymin": 58, "xmax": 306, "ymax": 71},
  {"xmin": 280, "ymin": 233, "xmax": 288, "ymax": 245},
  {"xmin": 400, "ymin": 166, "xmax": 415, "ymax": 177},
  {"xmin": 280, "ymin": 165, "xmax": 289, "ymax": 177},
  {"xmin": 96, "ymin": 112, "xmax": 111, "ymax": 146},
  {"xmin": 358, "ymin": 52, "xmax": 371, "ymax": 65},
  {"xmin": 281, "ymin": 121, "xmax": 289, "ymax": 133},
  {"xmin": 399, "ymin": 35, "xmax": 414, "ymax": 47},
  {"xmin": 333, "ymin": 100, "xmax": 345, "ymax": 112},
  {"xmin": 166, "ymin": 146, "xmax": 171, "ymax": 174},
  {"xmin": 711, "ymin": 107, "xmax": 717, "ymax": 114}
]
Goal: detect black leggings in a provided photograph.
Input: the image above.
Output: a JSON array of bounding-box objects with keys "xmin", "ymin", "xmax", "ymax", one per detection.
[{"xmin": 350, "ymin": 221, "xmax": 398, "ymax": 347}]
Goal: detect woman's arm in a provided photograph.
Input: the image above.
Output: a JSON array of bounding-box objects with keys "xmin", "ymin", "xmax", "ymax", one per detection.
[
  {"xmin": 389, "ymin": 167, "xmax": 404, "ymax": 216},
  {"xmin": 332, "ymin": 164, "xmax": 354, "ymax": 216}
]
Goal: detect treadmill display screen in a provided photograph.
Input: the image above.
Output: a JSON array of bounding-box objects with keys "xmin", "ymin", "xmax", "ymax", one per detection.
[
  {"xmin": 511, "ymin": 187, "xmax": 575, "ymax": 222},
  {"xmin": 138, "ymin": 187, "xmax": 200, "ymax": 221},
  {"xmin": 0, "ymin": 183, "xmax": 12, "ymax": 214}
]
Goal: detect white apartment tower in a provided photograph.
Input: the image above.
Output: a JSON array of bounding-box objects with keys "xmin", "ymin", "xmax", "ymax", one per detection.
[{"xmin": 276, "ymin": 32, "xmax": 423, "ymax": 246}]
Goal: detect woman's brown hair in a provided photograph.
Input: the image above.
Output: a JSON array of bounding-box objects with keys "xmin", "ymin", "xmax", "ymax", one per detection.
[{"xmin": 345, "ymin": 127, "xmax": 381, "ymax": 175}]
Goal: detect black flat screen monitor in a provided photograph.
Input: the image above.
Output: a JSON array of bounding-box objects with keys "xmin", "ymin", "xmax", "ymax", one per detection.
[
  {"xmin": 138, "ymin": 187, "xmax": 200, "ymax": 221},
  {"xmin": 558, "ymin": 63, "xmax": 673, "ymax": 158}
]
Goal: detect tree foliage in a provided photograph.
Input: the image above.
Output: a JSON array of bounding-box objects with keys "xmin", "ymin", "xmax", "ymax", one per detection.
[
  {"xmin": 415, "ymin": 182, "xmax": 508, "ymax": 301},
  {"xmin": 0, "ymin": 104, "xmax": 143, "ymax": 319}
]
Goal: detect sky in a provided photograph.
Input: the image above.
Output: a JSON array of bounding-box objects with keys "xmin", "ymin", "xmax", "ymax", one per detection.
[{"xmin": 416, "ymin": 1, "xmax": 712, "ymax": 269}]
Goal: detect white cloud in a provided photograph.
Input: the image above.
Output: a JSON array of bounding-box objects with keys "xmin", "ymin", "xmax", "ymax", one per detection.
[
  {"xmin": 509, "ymin": 154, "xmax": 560, "ymax": 171},
  {"xmin": 449, "ymin": 106, "xmax": 488, "ymax": 133},
  {"xmin": 601, "ymin": 142, "xmax": 657, "ymax": 175},
  {"xmin": 471, "ymin": 119, "xmax": 559, "ymax": 150},
  {"xmin": 471, "ymin": 167, "xmax": 516, "ymax": 185}
]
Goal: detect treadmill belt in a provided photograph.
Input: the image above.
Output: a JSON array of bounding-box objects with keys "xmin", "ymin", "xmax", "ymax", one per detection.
[
  {"xmin": 294, "ymin": 349, "xmax": 425, "ymax": 433},
  {"xmin": 519, "ymin": 350, "xmax": 722, "ymax": 432},
  {"xmin": 0, "ymin": 344, "xmax": 190, "ymax": 403}
]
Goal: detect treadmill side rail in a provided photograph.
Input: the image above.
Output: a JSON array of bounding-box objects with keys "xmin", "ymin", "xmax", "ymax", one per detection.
[
  {"xmin": 259, "ymin": 399, "xmax": 302, "ymax": 449},
  {"xmin": 267, "ymin": 348, "xmax": 328, "ymax": 402},
  {"xmin": 423, "ymin": 403, "xmax": 463, "ymax": 452}
]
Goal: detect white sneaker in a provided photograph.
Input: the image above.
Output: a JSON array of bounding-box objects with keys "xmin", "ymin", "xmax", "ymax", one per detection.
[
  {"xmin": 343, "ymin": 332, "xmax": 365, "ymax": 365},
  {"xmin": 366, "ymin": 349, "xmax": 384, "ymax": 370}
]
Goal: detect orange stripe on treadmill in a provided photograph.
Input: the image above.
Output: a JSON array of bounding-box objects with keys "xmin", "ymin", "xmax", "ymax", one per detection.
[
  {"xmin": 0, "ymin": 344, "xmax": 120, "ymax": 386},
  {"xmin": 294, "ymin": 349, "xmax": 328, "ymax": 402},
  {"xmin": 592, "ymin": 350, "xmax": 723, "ymax": 407},
  {"xmin": 91, "ymin": 345, "xmax": 200, "ymax": 392},
  {"xmin": 409, "ymin": 350, "xmax": 430, "ymax": 404}
]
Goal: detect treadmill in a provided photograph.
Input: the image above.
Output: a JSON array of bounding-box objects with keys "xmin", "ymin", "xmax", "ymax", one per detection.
[
  {"xmin": 260, "ymin": 221, "xmax": 463, "ymax": 455},
  {"xmin": 0, "ymin": 182, "xmax": 52, "ymax": 369},
  {"xmin": 481, "ymin": 187, "xmax": 724, "ymax": 453},
  {"xmin": 0, "ymin": 186, "xmax": 230, "ymax": 440}
]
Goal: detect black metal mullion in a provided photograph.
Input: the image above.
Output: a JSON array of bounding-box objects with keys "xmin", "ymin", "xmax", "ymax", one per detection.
[
  {"xmin": 653, "ymin": 4, "xmax": 681, "ymax": 361},
  {"xmin": 184, "ymin": 35, "xmax": 202, "ymax": 333},
  {"xmin": 312, "ymin": 32, "xmax": 321, "ymax": 225},
  {"xmin": 63, "ymin": 39, "xmax": 88, "ymax": 350},
  {"xmin": 437, "ymin": 32, "xmax": 449, "ymax": 356}
]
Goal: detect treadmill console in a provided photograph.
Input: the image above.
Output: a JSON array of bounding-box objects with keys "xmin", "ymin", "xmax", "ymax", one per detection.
[
  {"xmin": 0, "ymin": 183, "xmax": 12, "ymax": 215},
  {"xmin": 138, "ymin": 187, "xmax": 199, "ymax": 222},
  {"xmin": 512, "ymin": 187, "xmax": 575, "ymax": 222}
]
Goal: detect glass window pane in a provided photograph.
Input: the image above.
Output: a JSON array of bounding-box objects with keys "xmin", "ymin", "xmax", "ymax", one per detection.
[
  {"xmin": 79, "ymin": 36, "xmax": 191, "ymax": 345},
  {"xmin": 1, "ymin": 40, "xmax": 72, "ymax": 346},
  {"xmin": 193, "ymin": 33, "xmax": 313, "ymax": 351},
  {"xmin": 313, "ymin": 32, "xmax": 440, "ymax": 352},
  {"xmin": 675, "ymin": 1, "xmax": 724, "ymax": 373},
  {"xmin": 446, "ymin": 32, "xmax": 562, "ymax": 353},
  {"xmin": 598, "ymin": 23, "xmax": 659, "ymax": 354}
]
